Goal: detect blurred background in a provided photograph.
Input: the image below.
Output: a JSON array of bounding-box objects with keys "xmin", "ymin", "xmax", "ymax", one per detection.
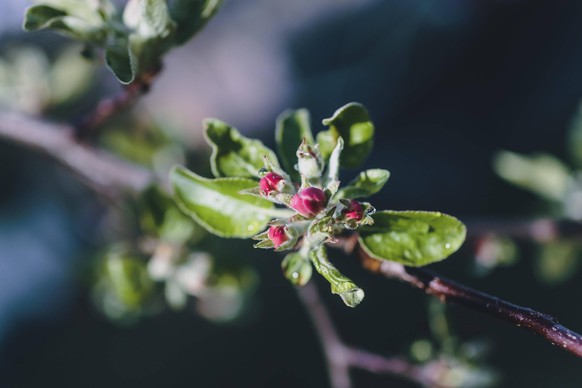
[{"xmin": 2, "ymin": 0, "xmax": 582, "ymax": 387}]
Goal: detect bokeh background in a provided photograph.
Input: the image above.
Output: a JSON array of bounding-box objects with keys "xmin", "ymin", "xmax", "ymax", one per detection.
[{"xmin": 2, "ymin": 0, "xmax": 582, "ymax": 387}]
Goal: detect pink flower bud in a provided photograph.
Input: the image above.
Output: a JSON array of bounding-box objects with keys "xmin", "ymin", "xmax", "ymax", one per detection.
[
  {"xmin": 268, "ymin": 225, "xmax": 288, "ymax": 248},
  {"xmin": 343, "ymin": 200, "xmax": 364, "ymax": 221},
  {"xmin": 290, "ymin": 187, "xmax": 327, "ymax": 218},
  {"xmin": 260, "ymin": 172, "xmax": 284, "ymax": 195}
]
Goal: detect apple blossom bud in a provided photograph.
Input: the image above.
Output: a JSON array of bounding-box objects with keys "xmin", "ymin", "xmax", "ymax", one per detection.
[
  {"xmin": 260, "ymin": 172, "xmax": 284, "ymax": 195},
  {"xmin": 343, "ymin": 200, "xmax": 364, "ymax": 221},
  {"xmin": 268, "ymin": 225, "xmax": 288, "ymax": 248},
  {"xmin": 290, "ymin": 187, "xmax": 327, "ymax": 218},
  {"xmin": 296, "ymin": 141, "xmax": 322, "ymax": 179}
]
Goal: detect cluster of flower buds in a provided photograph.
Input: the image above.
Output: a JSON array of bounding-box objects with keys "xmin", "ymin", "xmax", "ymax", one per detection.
[{"xmin": 251, "ymin": 138, "xmax": 374, "ymax": 252}]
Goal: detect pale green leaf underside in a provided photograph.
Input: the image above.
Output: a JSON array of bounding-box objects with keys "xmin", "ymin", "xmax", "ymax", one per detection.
[
  {"xmin": 336, "ymin": 168, "xmax": 390, "ymax": 199},
  {"xmin": 205, "ymin": 118, "xmax": 279, "ymax": 178},
  {"xmin": 170, "ymin": 166, "xmax": 275, "ymax": 238},
  {"xmin": 359, "ymin": 211, "xmax": 466, "ymax": 267}
]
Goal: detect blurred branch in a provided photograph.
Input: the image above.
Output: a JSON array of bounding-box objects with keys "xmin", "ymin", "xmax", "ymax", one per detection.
[
  {"xmin": 297, "ymin": 282, "xmax": 437, "ymax": 388},
  {"xmin": 357, "ymin": 248, "xmax": 582, "ymax": 358},
  {"xmin": 0, "ymin": 110, "xmax": 153, "ymax": 195},
  {"xmin": 465, "ymin": 218, "xmax": 582, "ymax": 242},
  {"xmin": 76, "ymin": 71, "xmax": 158, "ymax": 141}
]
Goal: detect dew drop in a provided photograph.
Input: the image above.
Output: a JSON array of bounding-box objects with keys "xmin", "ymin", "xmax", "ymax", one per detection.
[
  {"xmin": 292, "ymin": 272, "xmax": 299, "ymax": 279},
  {"xmin": 445, "ymin": 243, "xmax": 451, "ymax": 250},
  {"xmin": 258, "ymin": 168, "xmax": 268, "ymax": 177}
]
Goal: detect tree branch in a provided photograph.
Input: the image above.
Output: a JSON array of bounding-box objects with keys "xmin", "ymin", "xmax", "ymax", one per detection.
[
  {"xmin": 297, "ymin": 282, "xmax": 438, "ymax": 388},
  {"xmin": 0, "ymin": 110, "xmax": 153, "ymax": 195},
  {"xmin": 465, "ymin": 218, "xmax": 582, "ymax": 242},
  {"xmin": 76, "ymin": 70, "xmax": 159, "ymax": 142},
  {"xmin": 358, "ymin": 250, "xmax": 582, "ymax": 358}
]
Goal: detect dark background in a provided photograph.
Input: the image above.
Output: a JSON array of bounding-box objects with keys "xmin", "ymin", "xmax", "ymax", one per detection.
[{"xmin": 2, "ymin": 0, "xmax": 582, "ymax": 387}]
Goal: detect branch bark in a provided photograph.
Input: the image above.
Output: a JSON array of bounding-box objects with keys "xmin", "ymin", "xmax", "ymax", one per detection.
[
  {"xmin": 75, "ymin": 70, "xmax": 159, "ymax": 141},
  {"xmin": 297, "ymin": 282, "xmax": 436, "ymax": 388},
  {"xmin": 0, "ymin": 110, "xmax": 153, "ymax": 195},
  {"xmin": 359, "ymin": 251, "xmax": 582, "ymax": 358}
]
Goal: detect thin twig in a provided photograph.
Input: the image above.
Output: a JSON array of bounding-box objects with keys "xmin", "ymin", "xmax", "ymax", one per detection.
[
  {"xmin": 358, "ymin": 250, "xmax": 582, "ymax": 358},
  {"xmin": 297, "ymin": 282, "xmax": 437, "ymax": 388},
  {"xmin": 76, "ymin": 70, "xmax": 158, "ymax": 141},
  {"xmin": 0, "ymin": 110, "xmax": 153, "ymax": 195}
]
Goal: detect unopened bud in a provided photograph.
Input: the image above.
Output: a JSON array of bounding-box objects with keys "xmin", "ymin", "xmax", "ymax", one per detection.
[
  {"xmin": 268, "ymin": 225, "xmax": 289, "ymax": 248},
  {"xmin": 259, "ymin": 172, "xmax": 284, "ymax": 195},
  {"xmin": 343, "ymin": 200, "xmax": 364, "ymax": 221},
  {"xmin": 297, "ymin": 141, "xmax": 322, "ymax": 179},
  {"xmin": 290, "ymin": 187, "xmax": 327, "ymax": 218}
]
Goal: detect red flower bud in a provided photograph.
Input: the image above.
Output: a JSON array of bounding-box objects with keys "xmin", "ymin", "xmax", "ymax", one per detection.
[
  {"xmin": 260, "ymin": 172, "xmax": 284, "ymax": 195},
  {"xmin": 290, "ymin": 187, "xmax": 327, "ymax": 218},
  {"xmin": 343, "ymin": 200, "xmax": 364, "ymax": 221},
  {"xmin": 268, "ymin": 225, "xmax": 288, "ymax": 248}
]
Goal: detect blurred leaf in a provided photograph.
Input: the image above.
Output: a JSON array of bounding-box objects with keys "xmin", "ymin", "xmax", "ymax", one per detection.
[
  {"xmin": 169, "ymin": 0, "xmax": 224, "ymax": 45},
  {"xmin": 23, "ymin": 2, "xmax": 110, "ymax": 43},
  {"xmin": 122, "ymin": 0, "xmax": 177, "ymax": 83},
  {"xmin": 281, "ymin": 252, "xmax": 312, "ymax": 286},
  {"xmin": 171, "ymin": 166, "xmax": 280, "ymax": 238},
  {"xmin": 568, "ymin": 101, "xmax": 582, "ymax": 168},
  {"xmin": 105, "ymin": 43, "xmax": 134, "ymax": 84},
  {"xmin": 102, "ymin": 252, "xmax": 154, "ymax": 309},
  {"xmin": 493, "ymin": 150, "xmax": 570, "ymax": 201},
  {"xmin": 359, "ymin": 211, "xmax": 466, "ymax": 266},
  {"xmin": 535, "ymin": 240, "xmax": 579, "ymax": 285},
  {"xmin": 310, "ymin": 246, "xmax": 364, "ymax": 307},
  {"xmin": 318, "ymin": 102, "xmax": 374, "ymax": 168},
  {"xmin": 275, "ymin": 109, "xmax": 314, "ymax": 180},
  {"xmin": 335, "ymin": 168, "xmax": 390, "ymax": 199},
  {"xmin": 23, "ymin": 5, "xmax": 66, "ymax": 30},
  {"xmin": 49, "ymin": 45, "xmax": 95, "ymax": 104},
  {"xmin": 138, "ymin": 185, "xmax": 197, "ymax": 244},
  {"xmin": 205, "ymin": 119, "xmax": 279, "ymax": 178}
]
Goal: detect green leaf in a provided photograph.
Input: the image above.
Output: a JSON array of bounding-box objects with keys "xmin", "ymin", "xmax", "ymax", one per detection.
[
  {"xmin": 23, "ymin": 2, "xmax": 111, "ymax": 43},
  {"xmin": 336, "ymin": 169, "xmax": 390, "ymax": 199},
  {"xmin": 281, "ymin": 252, "xmax": 312, "ymax": 286},
  {"xmin": 275, "ymin": 109, "xmax": 314, "ymax": 180},
  {"xmin": 123, "ymin": 0, "xmax": 177, "ymax": 81},
  {"xmin": 493, "ymin": 150, "xmax": 570, "ymax": 202},
  {"xmin": 310, "ymin": 246, "xmax": 364, "ymax": 307},
  {"xmin": 170, "ymin": 166, "xmax": 278, "ymax": 238},
  {"xmin": 105, "ymin": 44, "xmax": 134, "ymax": 84},
  {"xmin": 23, "ymin": 5, "xmax": 66, "ymax": 30},
  {"xmin": 169, "ymin": 0, "xmax": 224, "ymax": 45},
  {"xmin": 359, "ymin": 211, "xmax": 466, "ymax": 267},
  {"xmin": 318, "ymin": 102, "xmax": 374, "ymax": 168},
  {"xmin": 205, "ymin": 119, "xmax": 280, "ymax": 178}
]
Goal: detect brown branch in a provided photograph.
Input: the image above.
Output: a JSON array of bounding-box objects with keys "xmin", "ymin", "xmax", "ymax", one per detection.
[
  {"xmin": 297, "ymin": 282, "xmax": 438, "ymax": 388},
  {"xmin": 76, "ymin": 70, "xmax": 159, "ymax": 141},
  {"xmin": 0, "ymin": 110, "xmax": 154, "ymax": 195},
  {"xmin": 359, "ymin": 251, "xmax": 582, "ymax": 358}
]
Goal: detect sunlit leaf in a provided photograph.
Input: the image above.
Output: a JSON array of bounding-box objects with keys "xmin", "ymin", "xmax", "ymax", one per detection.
[
  {"xmin": 359, "ymin": 211, "xmax": 466, "ymax": 266},
  {"xmin": 170, "ymin": 166, "xmax": 280, "ymax": 238},
  {"xmin": 318, "ymin": 102, "xmax": 374, "ymax": 168},
  {"xmin": 335, "ymin": 168, "xmax": 389, "ymax": 199},
  {"xmin": 205, "ymin": 119, "xmax": 279, "ymax": 178}
]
